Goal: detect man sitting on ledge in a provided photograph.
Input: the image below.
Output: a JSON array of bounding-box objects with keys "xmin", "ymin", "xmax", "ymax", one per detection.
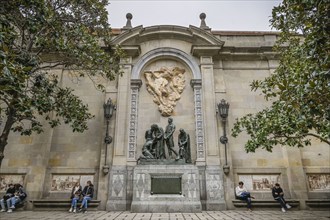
[
  {"xmin": 235, "ymin": 181, "xmax": 255, "ymax": 211},
  {"xmin": 272, "ymin": 183, "xmax": 291, "ymax": 212}
]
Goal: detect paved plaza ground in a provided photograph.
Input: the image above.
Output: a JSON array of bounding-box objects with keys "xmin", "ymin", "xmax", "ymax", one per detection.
[{"xmin": 0, "ymin": 210, "xmax": 329, "ymax": 220}]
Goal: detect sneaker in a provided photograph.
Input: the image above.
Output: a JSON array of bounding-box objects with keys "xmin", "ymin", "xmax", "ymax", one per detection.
[
  {"xmin": 7, "ymin": 209, "xmax": 12, "ymax": 213},
  {"xmin": 248, "ymin": 208, "xmax": 252, "ymax": 212},
  {"xmin": 78, "ymin": 208, "xmax": 82, "ymax": 212},
  {"xmin": 281, "ymin": 207, "xmax": 286, "ymax": 212},
  {"xmin": 251, "ymin": 196, "xmax": 255, "ymax": 199},
  {"xmin": 83, "ymin": 210, "xmax": 87, "ymax": 214},
  {"xmin": 286, "ymin": 204, "xmax": 291, "ymax": 209},
  {"xmin": 9, "ymin": 206, "xmax": 15, "ymax": 209},
  {"xmin": 73, "ymin": 208, "xmax": 76, "ymax": 213},
  {"xmin": 0, "ymin": 209, "xmax": 6, "ymax": 212},
  {"xmin": 68, "ymin": 207, "xmax": 73, "ymax": 212}
]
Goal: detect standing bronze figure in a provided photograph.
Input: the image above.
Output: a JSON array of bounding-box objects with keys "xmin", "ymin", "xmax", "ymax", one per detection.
[
  {"xmin": 178, "ymin": 129, "xmax": 191, "ymax": 163},
  {"xmin": 164, "ymin": 118, "xmax": 179, "ymax": 159},
  {"xmin": 151, "ymin": 124, "xmax": 166, "ymax": 159}
]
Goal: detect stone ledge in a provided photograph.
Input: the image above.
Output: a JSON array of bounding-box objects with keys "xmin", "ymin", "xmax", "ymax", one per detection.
[
  {"xmin": 232, "ymin": 199, "xmax": 300, "ymax": 208},
  {"xmin": 131, "ymin": 200, "xmax": 202, "ymax": 213},
  {"xmin": 305, "ymin": 199, "xmax": 330, "ymax": 208},
  {"xmin": 30, "ymin": 199, "xmax": 101, "ymax": 210}
]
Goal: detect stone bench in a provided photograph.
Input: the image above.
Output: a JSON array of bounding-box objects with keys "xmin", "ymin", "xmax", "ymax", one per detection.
[
  {"xmin": 232, "ymin": 199, "xmax": 300, "ymax": 209},
  {"xmin": 29, "ymin": 199, "xmax": 101, "ymax": 211},
  {"xmin": 306, "ymin": 199, "xmax": 330, "ymax": 209}
]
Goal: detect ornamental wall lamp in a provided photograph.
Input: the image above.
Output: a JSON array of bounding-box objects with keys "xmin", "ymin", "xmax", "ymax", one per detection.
[
  {"xmin": 102, "ymin": 98, "xmax": 116, "ymax": 175},
  {"xmin": 217, "ymin": 99, "xmax": 230, "ymax": 175}
]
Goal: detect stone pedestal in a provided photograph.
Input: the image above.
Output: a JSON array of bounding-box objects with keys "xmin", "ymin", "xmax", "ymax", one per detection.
[{"xmin": 131, "ymin": 164, "xmax": 202, "ymax": 213}]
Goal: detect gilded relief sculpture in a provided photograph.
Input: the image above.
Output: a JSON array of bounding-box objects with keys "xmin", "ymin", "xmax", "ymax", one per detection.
[{"xmin": 144, "ymin": 67, "xmax": 185, "ymax": 116}]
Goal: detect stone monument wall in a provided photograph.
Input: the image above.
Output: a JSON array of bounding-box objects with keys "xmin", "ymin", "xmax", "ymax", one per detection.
[{"xmin": 0, "ymin": 25, "xmax": 329, "ymax": 211}]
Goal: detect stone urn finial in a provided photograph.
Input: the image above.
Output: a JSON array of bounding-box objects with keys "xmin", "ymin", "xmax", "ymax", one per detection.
[
  {"xmin": 122, "ymin": 13, "xmax": 133, "ymax": 30},
  {"xmin": 199, "ymin": 13, "xmax": 211, "ymax": 31}
]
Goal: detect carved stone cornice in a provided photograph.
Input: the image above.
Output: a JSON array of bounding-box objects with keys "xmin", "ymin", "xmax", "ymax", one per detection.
[
  {"xmin": 121, "ymin": 45, "xmax": 141, "ymax": 57},
  {"xmin": 130, "ymin": 79, "xmax": 142, "ymax": 89},
  {"xmin": 190, "ymin": 79, "xmax": 202, "ymax": 89},
  {"xmin": 110, "ymin": 25, "xmax": 225, "ymax": 48},
  {"xmin": 191, "ymin": 45, "xmax": 223, "ymax": 57}
]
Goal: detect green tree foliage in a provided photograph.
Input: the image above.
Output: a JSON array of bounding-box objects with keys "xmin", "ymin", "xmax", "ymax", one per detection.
[
  {"xmin": 232, "ymin": 0, "xmax": 330, "ymax": 152},
  {"xmin": 0, "ymin": 0, "xmax": 123, "ymax": 167}
]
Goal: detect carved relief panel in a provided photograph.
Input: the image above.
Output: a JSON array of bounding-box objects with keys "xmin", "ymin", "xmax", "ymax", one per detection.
[{"xmin": 144, "ymin": 67, "xmax": 186, "ymax": 116}]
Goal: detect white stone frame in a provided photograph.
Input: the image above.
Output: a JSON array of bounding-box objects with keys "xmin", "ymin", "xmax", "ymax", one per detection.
[{"xmin": 128, "ymin": 47, "xmax": 204, "ymax": 162}]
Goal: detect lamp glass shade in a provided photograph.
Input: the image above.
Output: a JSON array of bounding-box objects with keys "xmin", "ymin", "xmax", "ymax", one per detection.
[
  {"xmin": 104, "ymin": 98, "xmax": 114, "ymax": 120},
  {"xmin": 218, "ymin": 99, "xmax": 229, "ymax": 119}
]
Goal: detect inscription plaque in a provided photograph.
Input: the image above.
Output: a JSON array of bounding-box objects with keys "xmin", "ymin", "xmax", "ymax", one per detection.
[{"xmin": 151, "ymin": 176, "xmax": 182, "ymax": 195}]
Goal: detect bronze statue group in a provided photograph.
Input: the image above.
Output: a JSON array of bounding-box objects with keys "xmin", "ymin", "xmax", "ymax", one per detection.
[{"xmin": 140, "ymin": 117, "xmax": 191, "ymax": 163}]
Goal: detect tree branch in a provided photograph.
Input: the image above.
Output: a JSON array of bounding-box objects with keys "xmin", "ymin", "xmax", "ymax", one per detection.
[{"xmin": 272, "ymin": 133, "xmax": 330, "ymax": 145}]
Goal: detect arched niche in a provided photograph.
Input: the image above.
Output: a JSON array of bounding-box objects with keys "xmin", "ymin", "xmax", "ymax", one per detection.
[{"xmin": 127, "ymin": 48, "xmax": 205, "ymax": 163}]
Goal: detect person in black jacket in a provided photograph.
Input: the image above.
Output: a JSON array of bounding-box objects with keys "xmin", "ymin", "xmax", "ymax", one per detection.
[
  {"xmin": 272, "ymin": 183, "xmax": 291, "ymax": 212},
  {"xmin": 0, "ymin": 183, "xmax": 15, "ymax": 212},
  {"xmin": 78, "ymin": 180, "xmax": 94, "ymax": 213},
  {"xmin": 6, "ymin": 184, "xmax": 27, "ymax": 213}
]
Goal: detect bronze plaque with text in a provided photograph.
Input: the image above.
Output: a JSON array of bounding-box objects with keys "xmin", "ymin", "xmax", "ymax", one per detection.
[{"xmin": 151, "ymin": 176, "xmax": 182, "ymax": 194}]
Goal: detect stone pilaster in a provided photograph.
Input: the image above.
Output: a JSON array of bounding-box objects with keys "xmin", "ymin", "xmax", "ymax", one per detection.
[
  {"xmin": 200, "ymin": 56, "xmax": 220, "ymax": 165},
  {"xmin": 106, "ymin": 165, "xmax": 129, "ymax": 211},
  {"xmin": 127, "ymin": 79, "xmax": 142, "ymax": 164},
  {"xmin": 112, "ymin": 57, "xmax": 132, "ymax": 165},
  {"xmin": 190, "ymin": 79, "xmax": 205, "ymax": 165},
  {"xmin": 204, "ymin": 166, "xmax": 226, "ymax": 210},
  {"xmin": 283, "ymin": 148, "xmax": 308, "ymax": 209}
]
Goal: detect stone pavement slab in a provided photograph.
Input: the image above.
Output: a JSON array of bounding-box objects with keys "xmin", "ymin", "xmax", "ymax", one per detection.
[{"xmin": 0, "ymin": 210, "xmax": 329, "ymax": 220}]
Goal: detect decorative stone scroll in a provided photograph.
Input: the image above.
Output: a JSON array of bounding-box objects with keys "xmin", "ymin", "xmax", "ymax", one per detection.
[
  {"xmin": 190, "ymin": 79, "xmax": 205, "ymax": 161},
  {"xmin": 128, "ymin": 79, "xmax": 142, "ymax": 161},
  {"xmin": 144, "ymin": 67, "xmax": 185, "ymax": 116}
]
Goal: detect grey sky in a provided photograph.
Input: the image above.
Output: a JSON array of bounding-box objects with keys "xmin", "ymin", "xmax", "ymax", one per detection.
[{"xmin": 107, "ymin": 0, "xmax": 282, "ymax": 31}]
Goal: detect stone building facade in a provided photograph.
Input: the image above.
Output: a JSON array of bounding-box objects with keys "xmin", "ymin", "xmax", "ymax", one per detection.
[{"xmin": 0, "ymin": 15, "xmax": 329, "ymax": 211}]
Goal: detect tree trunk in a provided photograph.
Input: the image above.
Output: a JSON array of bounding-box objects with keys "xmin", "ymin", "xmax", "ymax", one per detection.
[{"xmin": 0, "ymin": 110, "xmax": 15, "ymax": 169}]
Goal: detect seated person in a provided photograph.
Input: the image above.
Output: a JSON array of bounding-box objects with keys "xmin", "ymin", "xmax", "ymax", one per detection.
[
  {"xmin": 78, "ymin": 180, "xmax": 94, "ymax": 213},
  {"xmin": 272, "ymin": 183, "xmax": 291, "ymax": 212},
  {"xmin": 0, "ymin": 183, "xmax": 15, "ymax": 212},
  {"xmin": 69, "ymin": 182, "xmax": 82, "ymax": 213},
  {"xmin": 235, "ymin": 181, "xmax": 255, "ymax": 211},
  {"xmin": 5, "ymin": 184, "xmax": 27, "ymax": 213}
]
